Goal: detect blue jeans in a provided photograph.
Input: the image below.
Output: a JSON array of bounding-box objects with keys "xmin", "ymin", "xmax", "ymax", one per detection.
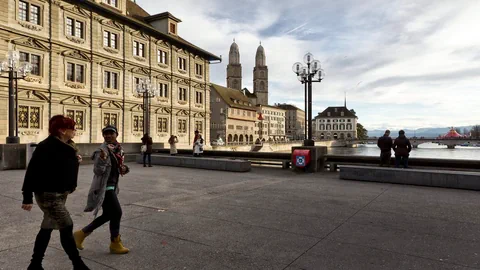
[{"xmin": 395, "ymin": 155, "xmax": 409, "ymax": 168}]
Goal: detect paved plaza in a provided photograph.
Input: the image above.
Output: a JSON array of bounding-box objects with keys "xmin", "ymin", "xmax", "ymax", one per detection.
[{"xmin": 1, "ymin": 163, "xmax": 479, "ymax": 270}]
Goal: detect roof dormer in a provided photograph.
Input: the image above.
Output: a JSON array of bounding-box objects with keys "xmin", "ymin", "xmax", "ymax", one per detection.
[{"xmin": 145, "ymin": 12, "xmax": 182, "ymax": 36}]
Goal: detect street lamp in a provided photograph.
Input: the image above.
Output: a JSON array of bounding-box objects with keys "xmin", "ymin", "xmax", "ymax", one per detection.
[
  {"xmin": 135, "ymin": 78, "xmax": 158, "ymax": 135},
  {"xmin": 292, "ymin": 53, "xmax": 325, "ymax": 146},
  {"xmin": 0, "ymin": 50, "xmax": 32, "ymax": 144}
]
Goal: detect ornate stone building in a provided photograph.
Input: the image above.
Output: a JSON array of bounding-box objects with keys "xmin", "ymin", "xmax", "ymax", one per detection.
[
  {"xmin": 256, "ymin": 104, "xmax": 286, "ymax": 141},
  {"xmin": 0, "ymin": 0, "xmax": 220, "ymax": 146},
  {"xmin": 314, "ymin": 106, "xmax": 358, "ymax": 140},
  {"xmin": 210, "ymin": 83, "xmax": 257, "ymax": 144},
  {"xmin": 275, "ymin": 103, "xmax": 305, "ymax": 140}
]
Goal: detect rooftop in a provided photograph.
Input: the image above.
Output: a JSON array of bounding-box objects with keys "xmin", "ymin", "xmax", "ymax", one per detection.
[
  {"xmin": 211, "ymin": 84, "xmax": 256, "ymax": 111},
  {"xmin": 316, "ymin": 106, "xmax": 358, "ymax": 118}
]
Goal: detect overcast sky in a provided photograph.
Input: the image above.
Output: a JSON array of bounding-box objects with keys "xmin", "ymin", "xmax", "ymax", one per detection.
[{"xmin": 137, "ymin": 0, "xmax": 480, "ymax": 130}]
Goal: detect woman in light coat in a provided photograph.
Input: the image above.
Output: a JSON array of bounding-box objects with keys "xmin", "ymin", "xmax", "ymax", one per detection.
[
  {"xmin": 168, "ymin": 135, "xmax": 178, "ymax": 156},
  {"xmin": 193, "ymin": 135, "xmax": 204, "ymax": 157}
]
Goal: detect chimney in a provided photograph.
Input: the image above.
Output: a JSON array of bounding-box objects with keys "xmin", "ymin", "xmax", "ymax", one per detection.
[{"xmin": 145, "ymin": 12, "xmax": 181, "ymax": 36}]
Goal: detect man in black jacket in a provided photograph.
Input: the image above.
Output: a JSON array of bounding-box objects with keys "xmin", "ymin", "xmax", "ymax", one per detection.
[
  {"xmin": 377, "ymin": 130, "xmax": 393, "ymax": 167},
  {"xmin": 393, "ymin": 130, "xmax": 412, "ymax": 168}
]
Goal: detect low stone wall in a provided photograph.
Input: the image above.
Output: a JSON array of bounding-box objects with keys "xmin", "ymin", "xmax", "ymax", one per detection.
[
  {"xmin": 136, "ymin": 154, "xmax": 251, "ymax": 172},
  {"xmin": 339, "ymin": 165, "xmax": 480, "ymax": 191},
  {"xmin": 0, "ymin": 142, "xmax": 164, "ymax": 170}
]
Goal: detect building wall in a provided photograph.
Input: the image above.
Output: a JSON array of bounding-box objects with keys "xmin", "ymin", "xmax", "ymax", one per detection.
[
  {"xmin": 315, "ymin": 117, "xmax": 358, "ymax": 139},
  {"xmin": 258, "ymin": 105, "xmax": 286, "ymax": 141},
  {"xmin": 0, "ymin": 0, "xmax": 212, "ymax": 147},
  {"xmin": 226, "ymin": 107, "xmax": 256, "ymax": 143},
  {"xmin": 209, "ymin": 88, "xmax": 227, "ymax": 142}
]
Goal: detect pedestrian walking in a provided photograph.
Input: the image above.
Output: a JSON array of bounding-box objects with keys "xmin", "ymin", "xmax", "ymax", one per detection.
[
  {"xmin": 74, "ymin": 125, "xmax": 130, "ymax": 255},
  {"xmin": 22, "ymin": 115, "xmax": 90, "ymax": 270},
  {"xmin": 141, "ymin": 133, "xmax": 153, "ymax": 167},
  {"xmin": 377, "ymin": 129, "xmax": 393, "ymax": 167},
  {"xmin": 168, "ymin": 135, "xmax": 178, "ymax": 156},
  {"xmin": 393, "ymin": 130, "xmax": 412, "ymax": 168},
  {"xmin": 193, "ymin": 134, "xmax": 204, "ymax": 157}
]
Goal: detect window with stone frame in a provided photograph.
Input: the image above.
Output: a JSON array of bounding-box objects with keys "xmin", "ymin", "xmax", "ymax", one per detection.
[
  {"xmin": 103, "ymin": 0, "xmax": 118, "ymax": 8},
  {"xmin": 178, "ymin": 119, "xmax": 187, "ymax": 133},
  {"xmin": 178, "ymin": 57, "xmax": 187, "ymax": 71},
  {"xmin": 158, "ymin": 118, "xmax": 168, "ymax": 133},
  {"xmin": 170, "ymin": 23, "xmax": 176, "ymax": 34},
  {"xmin": 103, "ymin": 112, "xmax": 118, "ymax": 128},
  {"xmin": 195, "ymin": 91, "xmax": 203, "ymax": 104},
  {"xmin": 133, "ymin": 115, "xmax": 144, "ymax": 132},
  {"xmin": 178, "ymin": 87, "xmax": 187, "ymax": 101},
  {"xmin": 133, "ymin": 41, "xmax": 145, "ymax": 57},
  {"xmin": 66, "ymin": 17, "xmax": 84, "ymax": 39},
  {"xmin": 19, "ymin": 52, "xmax": 41, "ymax": 76},
  {"xmin": 195, "ymin": 121, "xmax": 203, "ymax": 134},
  {"xmin": 66, "ymin": 109, "xmax": 84, "ymax": 130},
  {"xmin": 66, "ymin": 63, "xmax": 85, "ymax": 83},
  {"xmin": 104, "ymin": 71, "xmax": 119, "ymax": 89},
  {"xmin": 195, "ymin": 63, "xmax": 203, "ymax": 76},
  {"xmin": 103, "ymin": 30, "xmax": 117, "ymax": 49},
  {"xmin": 18, "ymin": 1, "xmax": 41, "ymax": 25},
  {"xmin": 158, "ymin": 83, "xmax": 168, "ymax": 98},
  {"xmin": 18, "ymin": 105, "xmax": 41, "ymax": 129},
  {"xmin": 157, "ymin": 49, "xmax": 168, "ymax": 64}
]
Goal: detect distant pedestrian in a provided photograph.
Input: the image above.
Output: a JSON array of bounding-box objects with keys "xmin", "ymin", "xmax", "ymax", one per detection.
[
  {"xmin": 168, "ymin": 135, "xmax": 178, "ymax": 156},
  {"xmin": 74, "ymin": 125, "xmax": 130, "ymax": 255},
  {"xmin": 141, "ymin": 133, "xmax": 153, "ymax": 167},
  {"xmin": 377, "ymin": 129, "xmax": 393, "ymax": 167},
  {"xmin": 393, "ymin": 130, "xmax": 412, "ymax": 168},
  {"xmin": 193, "ymin": 134, "xmax": 204, "ymax": 157},
  {"xmin": 22, "ymin": 115, "xmax": 90, "ymax": 270}
]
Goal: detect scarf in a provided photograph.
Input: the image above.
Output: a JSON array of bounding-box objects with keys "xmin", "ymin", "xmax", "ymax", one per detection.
[{"xmin": 107, "ymin": 142, "xmax": 126, "ymax": 176}]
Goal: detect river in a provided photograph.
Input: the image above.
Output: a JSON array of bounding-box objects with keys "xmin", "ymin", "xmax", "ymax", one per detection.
[{"xmin": 327, "ymin": 143, "xmax": 480, "ymax": 161}]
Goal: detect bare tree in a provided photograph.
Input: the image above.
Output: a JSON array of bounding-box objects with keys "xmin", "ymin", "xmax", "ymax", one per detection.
[{"xmin": 471, "ymin": 125, "xmax": 480, "ymax": 139}]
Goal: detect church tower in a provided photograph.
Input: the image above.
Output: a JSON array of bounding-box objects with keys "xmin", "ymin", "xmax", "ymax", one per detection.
[
  {"xmin": 253, "ymin": 43, "xmax": 268, "ymax": 105},
  {"xmin": 226, "ymin": 40, "xmax": 242, "ymax": 90}
]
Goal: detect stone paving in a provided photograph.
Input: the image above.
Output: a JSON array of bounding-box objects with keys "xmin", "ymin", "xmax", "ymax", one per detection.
[{"xmin": 0, "ymin": 163, "xmax": 479, "ymax": 270}]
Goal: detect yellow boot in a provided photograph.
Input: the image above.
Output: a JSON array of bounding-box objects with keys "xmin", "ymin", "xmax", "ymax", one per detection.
[
  {"xmin": 110, "ymin": 235, "xmax": 129, "ymax": 254},
  {"xmin": 73, "ymin": 230, "xmax": 90, "ymax": 250}
]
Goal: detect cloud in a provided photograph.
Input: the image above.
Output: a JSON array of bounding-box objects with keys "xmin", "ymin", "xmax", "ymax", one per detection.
[{"xmin": 137, "ymin": 0, "xmax": 480, "ymax": 130}]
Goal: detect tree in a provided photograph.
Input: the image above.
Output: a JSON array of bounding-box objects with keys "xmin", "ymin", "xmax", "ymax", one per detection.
[
  {"xmin": 357, "ymin": 123, "xmax": 368, "ymax": 140},
  {"xmin": 471, "ymin": 125, "xmax": 480, "ymax": 139}
]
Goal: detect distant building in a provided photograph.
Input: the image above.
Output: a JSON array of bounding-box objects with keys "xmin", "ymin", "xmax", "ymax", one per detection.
[
  {"xmin": 210, "ymin": 84, "xmax": 257, "ymax": 144},
  {"xmin": 256, "ymin": 104, "xmax": 286, "ymax": 141},
  {"xmin": 275, "ymin": 104, "xmax": 305, "ymax": 140},
  {"xmin": 314, "ymin": 106, "xmax": 358, "ymax": 139}
]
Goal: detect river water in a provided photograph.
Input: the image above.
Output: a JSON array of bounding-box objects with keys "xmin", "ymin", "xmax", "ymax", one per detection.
[{"xmin": 327, "ymin": 143, "xmax": 480, "ymax": 161}]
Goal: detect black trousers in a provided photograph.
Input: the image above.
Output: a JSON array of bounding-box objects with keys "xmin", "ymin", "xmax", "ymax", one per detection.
[
  {"xmin": 379, "ymin": 151, "xmax": 391, "ymax": 166},
  {"xmin": 31, "ymin": 225, "xmax": 81, "ymax": 265},
  {"xmin": 143, "ymin": 153, "xmax": 151, "ymax": 166},
  {"xmin": 83, "ymin": 190, "xmax": 122, "ymax": 240}
]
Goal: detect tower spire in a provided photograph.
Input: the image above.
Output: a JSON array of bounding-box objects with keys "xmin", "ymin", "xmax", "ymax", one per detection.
[{"xmin": 344, "ymin": 91, "xmax": 347, "ymax": 108}]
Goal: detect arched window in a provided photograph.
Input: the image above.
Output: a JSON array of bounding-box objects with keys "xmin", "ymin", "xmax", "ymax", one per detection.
[
  {"xmin": 260, "ymin": 81, "xmax": 265, "ymax": 91},
  {"xmin": 233, "ymin": 80, "xmax": 238, "ymax": 88},
  {"xmin": 333, "ymin": 133, "xmax": 338, "ymax": 139},
  {"xmin": 347, "ymin": 133, "xmax": 352, "ymax": 138},
  {"xmin": 333, "ymin": 124, "xmax": 338, "ymax": 130},
  {"xmin": 320, "ymin": 133, "xmax": 325, "ymax": 139},
  {"xmin": 326, "ymin": 124, "xmax": 331, "ymax": 130},
  {"xmin": 347, "ymin": 124, "xmax": 352, "ymax": 130},
  {"xmin": 250, "ymin": 135, "xmax": 254, "ymax": 142},
  {"xmin": 233, "ymin": 134, "xmax": 238, "ymax": 142},
  {"xmin": 228, "ymin": 134, "xmax": 233, "ymax": 142},
  {"xmin": 340, "ymin": 133, "xmax": 345, "ymax": 139},
  {"xmin": 320, "ymin": 124, "xmax": 325, "ymax": 130},
  {"xmin": 239, "ymin": 135, "xmax": 244, "ymax": 142},
  {"xmin": 340, "ymin": 124, "xmax": 345, "ymax": 130}
]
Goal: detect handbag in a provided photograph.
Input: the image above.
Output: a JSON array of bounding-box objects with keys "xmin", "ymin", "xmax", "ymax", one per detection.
[{"xmin": 141, "ymin": 145, "xmax": 147, "ymax": 153}]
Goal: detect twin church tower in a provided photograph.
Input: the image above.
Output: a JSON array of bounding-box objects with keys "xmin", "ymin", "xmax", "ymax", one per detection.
[{"xmin": 226, "ymin": 40, "xmax": 269, "ymax": 105}]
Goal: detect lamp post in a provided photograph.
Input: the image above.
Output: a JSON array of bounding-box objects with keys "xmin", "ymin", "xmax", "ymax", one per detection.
[
  {"xmin": 292, "ymin": 53, "xmax": 325, "ymax": 146},
  {"xmin": 0, "ymin": 50, "xmax": 32, "ymax": 144},
  {"xmin": 135, "ymin": 78, "xmax": 158, "ymax": 135}
]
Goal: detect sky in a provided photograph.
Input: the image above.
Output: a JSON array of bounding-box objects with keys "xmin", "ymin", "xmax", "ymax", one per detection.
[{"xmin": 137, "ymin": 0, "xmax": 480, "ymax": 130}]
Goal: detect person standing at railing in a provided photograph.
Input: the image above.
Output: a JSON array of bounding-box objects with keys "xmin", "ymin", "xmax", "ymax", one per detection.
[
  {"xmin": 393, "ymin": 130, "xmax": 412, "ymax": 168},
  {"xmin": 377, "ymin": 129, "xmax": 393, "ymax": 167}
]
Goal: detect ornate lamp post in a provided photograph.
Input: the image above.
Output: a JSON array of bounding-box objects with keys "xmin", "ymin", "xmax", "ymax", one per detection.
[
  {"xmin": 0, "ymin": 50, "xmax": 32, "ymax": 144},
  {"xmin": 135, "ymin": 78, "xmax": 158, "ymax": 135},
  {"xmin": 292, "ymin": 53, "xmax": 325, "ymax": 146}
]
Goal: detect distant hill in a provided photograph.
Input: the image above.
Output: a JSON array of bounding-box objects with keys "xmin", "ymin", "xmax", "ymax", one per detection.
[{"xmin": 367, "ymin": 126, "xmax": 473, "ymax": 138}]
